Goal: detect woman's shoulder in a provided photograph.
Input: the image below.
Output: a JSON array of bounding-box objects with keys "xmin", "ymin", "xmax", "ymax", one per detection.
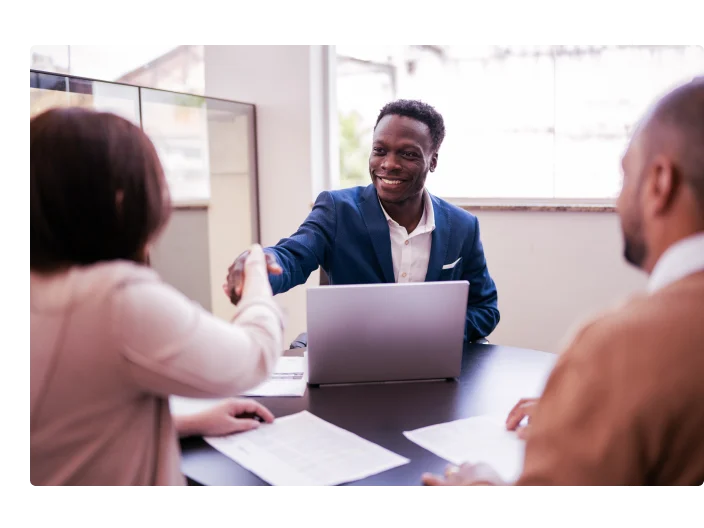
[
  {"xmin": 31, "ymin": 260, "xmax": 162, "ymax": 313},
  {"xmin": 71, "ymin": 260, "xmax": 161, "ymax": 294},
  {"xmin": 105, "ymin": 260, "xmax": 161, "ymax": 287}
]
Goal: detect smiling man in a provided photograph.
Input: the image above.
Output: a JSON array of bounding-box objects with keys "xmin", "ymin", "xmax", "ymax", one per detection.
[{"xmin": 225, "ymin": 100, "xmax": 499, "ymax": 343}]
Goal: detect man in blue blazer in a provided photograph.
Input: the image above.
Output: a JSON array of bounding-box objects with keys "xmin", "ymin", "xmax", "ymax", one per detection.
[{"xmin": 225, "ymin": 100, "xmax": 499, "ymax": 342}]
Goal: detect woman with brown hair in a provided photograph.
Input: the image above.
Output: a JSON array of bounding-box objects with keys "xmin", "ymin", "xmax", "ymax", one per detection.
[{"xmin": 30, "ymin": 107, "xmax": 283, "ymax": 485}]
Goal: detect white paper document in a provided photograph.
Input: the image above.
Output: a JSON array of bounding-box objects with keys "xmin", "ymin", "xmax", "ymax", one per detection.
[
  {"xmin": 404, "ymin": 415, "xmax": 525, "ymax": 483},
  {"xmin": 169, "ymin": 356, "xmax": 307, "ymax": 417},
  {"xmin": 205, "ymin": 411, "xmax": 410, "ymax": 485},
  {"xmin": 241, "ymin": 356, "xmax": 307, "ymax": 397}
]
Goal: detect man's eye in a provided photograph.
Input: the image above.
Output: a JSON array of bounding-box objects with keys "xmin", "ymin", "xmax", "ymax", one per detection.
[
  {"xmin": 372, "ymin": 147, "xmax": 385, "ymax": 155},
  {"xmin": 402, "ymin": 151, "xmax": 418, "ymax": 158}
]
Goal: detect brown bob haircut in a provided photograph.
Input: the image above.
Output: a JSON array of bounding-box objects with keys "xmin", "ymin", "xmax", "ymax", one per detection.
[{"xmin": 31, "ymin": 107, "xmax": 171, "ymax": 272}]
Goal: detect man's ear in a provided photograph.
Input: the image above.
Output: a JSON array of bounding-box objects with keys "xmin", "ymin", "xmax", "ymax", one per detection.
[
  {"xmin": 644, "ymin": 154, "xmax": 678, "ymax": 217},
  {"xmin": 430, "ymin": 152, "xmax": 439, "ymax": 172}
]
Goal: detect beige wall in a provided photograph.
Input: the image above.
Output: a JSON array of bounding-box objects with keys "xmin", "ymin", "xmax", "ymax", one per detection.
[
  {"xmin": 474, "ymin": 210, "xmax": 648, "ymax": 353},
  {"xmin": 150, "ymin": 208, "xmax": 212, "ymax": 311},
  {"xmin": 204, "ymin": 45, "xmax": 328, "ymax": 345},
  {"xmin": 207, "ymin": 112, "xmax": 256, "ymax": 321}
]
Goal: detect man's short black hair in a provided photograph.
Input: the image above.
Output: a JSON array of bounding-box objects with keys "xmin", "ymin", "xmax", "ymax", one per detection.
[{"xmin": 374, "ymin": 99, "xmax": 446, "ymax": 151}]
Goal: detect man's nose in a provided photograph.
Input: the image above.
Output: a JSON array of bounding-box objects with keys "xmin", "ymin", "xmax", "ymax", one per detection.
[{"xmin": 380, "ymin": 153, "xmax": 401, "ymax": 171}]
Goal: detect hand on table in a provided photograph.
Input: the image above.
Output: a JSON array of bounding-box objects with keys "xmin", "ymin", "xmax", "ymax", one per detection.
[
  {"xmin": 421, "ymin": 398, "xmax": 540, "ymax": 486},
  {"xmin": 506, "ymin": 397, "xmax": 539, "ymax": 439},
  {"xmin": 175, "ymin": 398, "xmax": 275, "ymax": 438}
]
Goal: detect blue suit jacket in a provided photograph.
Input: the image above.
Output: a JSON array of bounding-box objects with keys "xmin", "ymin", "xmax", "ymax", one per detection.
[{"xmin": 264, "ymin": 185, "xmax": 500, "ymax": 341}]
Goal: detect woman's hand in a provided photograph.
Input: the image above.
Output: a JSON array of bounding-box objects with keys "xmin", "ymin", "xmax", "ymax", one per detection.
[{"xmin": 175, "ymin": 398, "xmax": 275, "ymax": 438}]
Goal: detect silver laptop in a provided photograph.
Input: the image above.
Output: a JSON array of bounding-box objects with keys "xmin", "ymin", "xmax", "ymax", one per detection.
[{"xmin": 306, "ymin": 281, "xmax": 469, "ymax": 385}]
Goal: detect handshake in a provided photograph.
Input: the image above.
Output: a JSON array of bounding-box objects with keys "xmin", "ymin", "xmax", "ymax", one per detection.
[{"xmin": 221, "ymin": 244, "xmax": 283, "ymax": 305}]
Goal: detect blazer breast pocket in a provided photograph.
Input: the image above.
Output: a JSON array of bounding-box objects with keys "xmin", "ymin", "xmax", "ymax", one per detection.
[{"xmin": 440, "ymin": 257, "xmax": 462, "ymax": 280}]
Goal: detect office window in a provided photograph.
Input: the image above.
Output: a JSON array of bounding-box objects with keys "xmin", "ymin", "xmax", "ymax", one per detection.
[
  {"xmin": 337, "ymin": 48, "xmax": 396, "ymax": 188},
  {"xmin": 335, "ymin": 45, "xmax": 704, "ymax": 203}
]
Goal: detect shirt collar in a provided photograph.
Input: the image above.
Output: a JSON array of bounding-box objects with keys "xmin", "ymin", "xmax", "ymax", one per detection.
[
  {"xmin": 648, "ymin": 232, "xmax": 704, "ymax": 293},
  {"xmin": 378, "ymin": 190, "xmax": 436, "ymax": 234}
]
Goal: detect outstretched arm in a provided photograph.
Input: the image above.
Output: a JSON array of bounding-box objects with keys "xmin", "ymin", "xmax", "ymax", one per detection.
[
  {"xmin": 266, "ymin": 191, "xmax": 338, "ymax": 294},
  {"xmin": 223, "ymin": 191, "xmax": 337, "ymax": 300}
]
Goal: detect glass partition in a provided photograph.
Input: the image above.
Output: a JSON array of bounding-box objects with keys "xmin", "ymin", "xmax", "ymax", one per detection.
[
  {"xmin": 29, "ymin": 70, "xmax": 259, "ymax": 320},
  {"xmin": 30, "ymin": 71, "xmax": 140, "ymax": 123},
  {"xmin": 140, "ymin": 89, "xmax": 211, "ymax": 204}
]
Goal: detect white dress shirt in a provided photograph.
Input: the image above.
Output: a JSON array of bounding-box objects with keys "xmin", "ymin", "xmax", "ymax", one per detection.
[
  {"xmin": 379, "ymin": 190, "xmax": 436, "ymax": 283},
  {"xmin": 648, "ymin": 232, "xmax": 704, "ymax": 293}
]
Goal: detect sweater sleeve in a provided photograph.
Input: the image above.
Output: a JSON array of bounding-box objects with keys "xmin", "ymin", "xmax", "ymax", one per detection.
[
  {"xmin": 515, "ymin": 321, "xmax": 646, "ymax": 485},
  {"xmin": 111, "ymin": 278, "xmax": 284, "ymax": 399}
]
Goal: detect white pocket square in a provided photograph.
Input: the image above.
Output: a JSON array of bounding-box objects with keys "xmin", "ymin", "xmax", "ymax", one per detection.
[{"xmin": 442, "ymin": 257, "xmax": 462, "ymax": 270}]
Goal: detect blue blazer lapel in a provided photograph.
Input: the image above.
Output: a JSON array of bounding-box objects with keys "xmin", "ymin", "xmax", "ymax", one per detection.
[
  {"xmin": 358, "ymin": 185, "xmax": 395, "ymax": 283},
  {"xmin": 425, "ymin": 194, "xmax": 451, "ymax": 282}
]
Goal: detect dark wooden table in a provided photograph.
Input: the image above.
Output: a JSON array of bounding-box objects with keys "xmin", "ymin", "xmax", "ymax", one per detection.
[{"xmin": 180, "ymin": 343, "xmax": 556, "ymax": 486}]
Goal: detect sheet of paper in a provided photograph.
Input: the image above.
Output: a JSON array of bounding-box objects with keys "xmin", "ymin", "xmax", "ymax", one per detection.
[
  {"xmin": 169, "ymin": 356, "xmax": 307, "ymax": 417},
  {"xmin": 241, "ymin": 356, "xmax": 307, "ymax": 397},
  {"xmin": 404, "ymin": 415, "xmax": 525, "ymax": 483},
  {"xmin": 205, "ymin": 411, "xmax": 410, "ymax": 486}
]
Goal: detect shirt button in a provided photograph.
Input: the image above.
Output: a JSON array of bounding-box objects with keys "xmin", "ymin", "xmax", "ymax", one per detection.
[
  {"xmin": 404, "ymin": 240, "xmax": 409, "ymax": 245},
  {"xmin": 401, "ymin": 272, "xmax": 407, "ymax": 278}
]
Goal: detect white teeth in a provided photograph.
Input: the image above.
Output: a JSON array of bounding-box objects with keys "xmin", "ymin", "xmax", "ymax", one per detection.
[{"xmin": 381, "ymin": 178, "xmax": 403, "ymax": 185}]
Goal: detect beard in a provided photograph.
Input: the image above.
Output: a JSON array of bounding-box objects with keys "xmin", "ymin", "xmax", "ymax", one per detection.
[{"xmin": 623, "ymin": 229, "xmax": 648, "ymax": 268}]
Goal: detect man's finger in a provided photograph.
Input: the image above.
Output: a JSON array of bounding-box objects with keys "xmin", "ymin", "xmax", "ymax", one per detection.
[
  {"xmin": 506, "ymin": 406, "xmax": 529, "ymax": 430},
  {"xmin": 267, "ymin": 265, "xmax": 283, "ymax": 275},
  {"xmin": 516, "ymin": 425, "xmax": 529, "ymax": 440},
  {"xmin": 227, "ymin": 251, "xmax": 247, "ymax": 278},
  {"xmin": 234, "ymin": 273, "xmax": 244, "ymax": 296},
  {"xmin": 228, "ymin": 251, "xmax": 249, "ymax": 280},
  {"xmin": 445, "ymin": 464, "xmax": 460, "ymax": 477},
  {"xmin": 506, "ymin": 400, "xmax": 536, "ymax": 430},
  {"xmin": 506, "ymin": 400, "xmax": 523, "ymax": 424},
  {"xmin": 245, "ymin": 244, "xmax": 266, "ymax": 266},
  {"xmin": 233, "ymin": 257, "xmax": 246, "ymax": 296},
  {"xmin": 508, "ymin": 398, "xmax": 534, "ymax": 413},
  {"xmin": 506, "ymin": 398, "xmax": 530, "ymax": 417},
  {"xmin": 421, "ymin": 473, "xmax": 447, "ymax": 486},
  {"xmin": 225, "ymin": 250, "xmax": 249, "ymax": 292},
  {"xmin": 265, "ymin": 253, "xmax": 283, "ymax": 275}
]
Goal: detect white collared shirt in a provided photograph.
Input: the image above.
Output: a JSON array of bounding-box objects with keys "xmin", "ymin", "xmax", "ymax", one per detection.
[
  {"xmin": 379, "ymin": 190, "xmax": 436, "ymax": 283},
  {"xmin": 648, "ymin": 232, "xmax": 704, "ymax": 293}
]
